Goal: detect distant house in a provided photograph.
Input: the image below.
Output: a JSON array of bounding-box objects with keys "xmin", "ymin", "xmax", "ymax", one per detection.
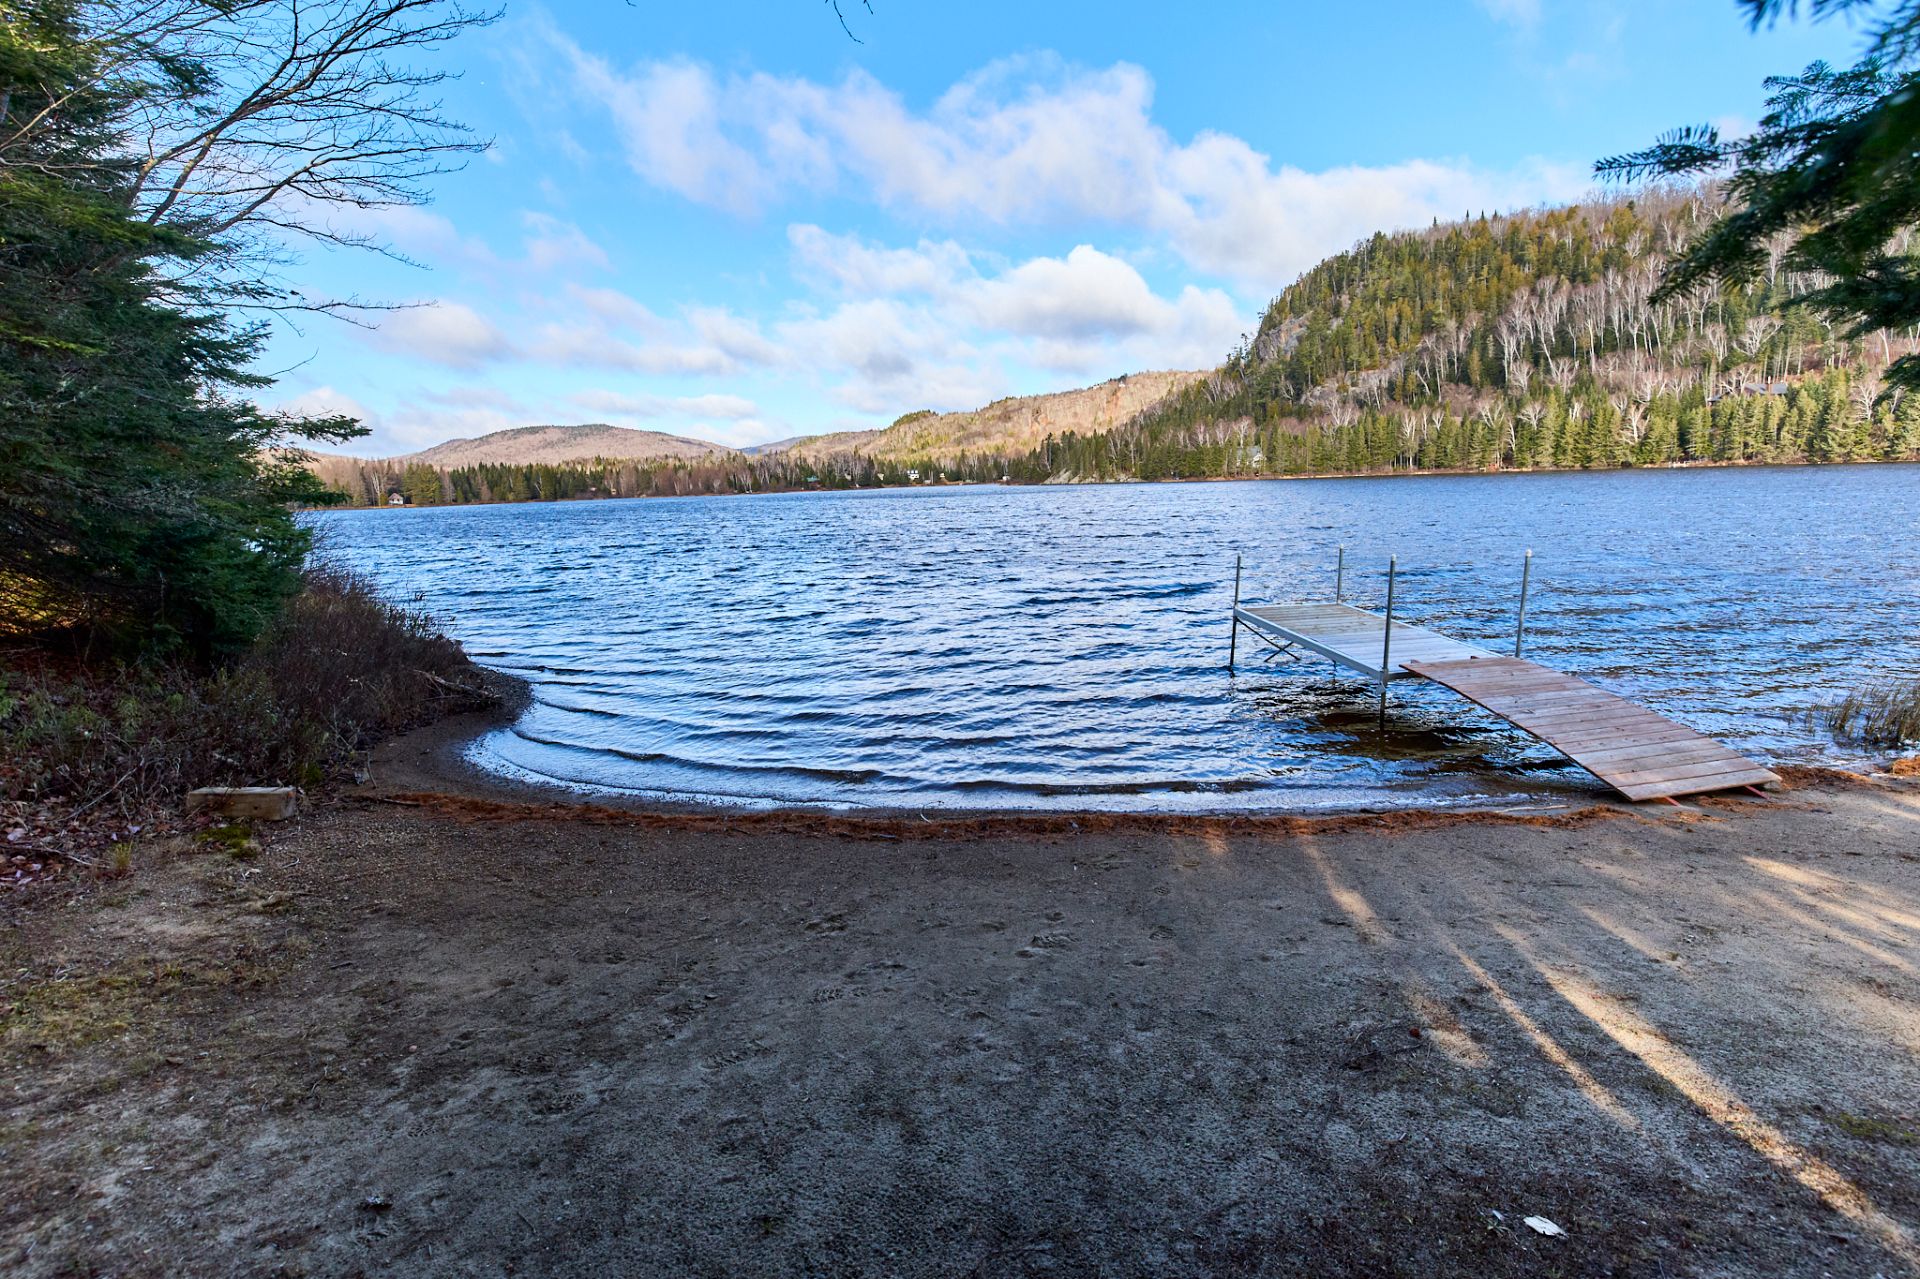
[
  {"xmin": 387, "ymin": 492, "xmax": 407, "ymax": 507},
  {"xmin": 1709, "ymin": 380, "xmax": 1794, "ymax": 405}
]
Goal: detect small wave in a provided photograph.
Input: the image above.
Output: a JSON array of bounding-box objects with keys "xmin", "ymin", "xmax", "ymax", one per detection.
[
  {"xmin": 506, "ymin": 728, "xmax": 892, "ymax": 786},
  {"xmin": 318, "ymin": 467, "xmax": 1918, "ymax": 811}
]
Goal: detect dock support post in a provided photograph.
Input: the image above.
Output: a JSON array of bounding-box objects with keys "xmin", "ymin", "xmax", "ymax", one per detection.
[
  {"xmin": 1228, "ymin": 554, "xmax": 1241, "ymax": 671},
  {"xmin": 1379, "ymin": 556, "xmax": 1396, "ymax": 726},
  {"xmin": 1514, "ymin": 548, "xmax": 1533, "ymax": 658},
  {"xmin": 1335, "ymin": 545, "xmax": 1345, "ymax": 602}
]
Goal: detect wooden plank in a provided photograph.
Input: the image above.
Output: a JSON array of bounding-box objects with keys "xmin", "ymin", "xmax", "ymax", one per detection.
[
  {"xmin": 1567, "ymin": 738, "xmax": 1749, "ymax": 769},
  {"xmin": 1474, "ymin": 690, "xmax": 1656, "ymax": 714},
  {"xmin": 1603, "ymin": 754, "xmax": 1773, "ymax": 786},
  {"xmin": 1404, "ymin": 656, "xmax": 1776, "ymax": 802},
  {"xmin": 1495, "ymin": 706, "xmax": 1678, "ymax": 734},
  {"xmin": 1485, "ymin": 711, "xmax": 1680, "ymax": 740},
  {"xmin": 1616, "ymin": 769, "xmax": 1779, "ymax": 801},
  {"xmin": 1615, "ymin": 767, "xmax": 1780, "ymax": 800},
  {"xmin": 1541, "ymin": 725, "xmax": 1710, "ymax": 754},
  {"xmin": 1574, "ymin": 737, "xmax": 1758, "ymax": 768}
]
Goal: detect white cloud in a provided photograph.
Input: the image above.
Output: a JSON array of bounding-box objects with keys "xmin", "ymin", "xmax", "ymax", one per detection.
[
  {"xmin": 780, "ymin": 299, "xmax": 932, "ymax": 383},
  {"xmin": 688, "ymin": 307, "xmax": 785, "ymax": 368},
  {"xmin": 777, "ymin": 297, "xmax": 996, "ymax": 414},
  {"xmin": 374, "ymin": 301, "xmax": 514, "ymax": 369},
  {"xmin": 384, "ymin": 405, "xmax": 524, "ymax": 452},
  {"xmin": 1713, "ymin": 113, "xmax": 1756, "ymax": 143},
  {"xmin": 564, "ymin": 284, "xmax": 668, "ymax": 333},
  {"xmin": 305, "ymin": 202, "xmax": 496, "ymax": 265},
  {"xmin": 540, "ymin": 41, "xmax": 1587, "ymax": 291},
  {"xmin": 966, "ymin": 245, "xmax": 1172, "ymax": 340},
  {"xmin": 424, "ymin": 385, "xmax": 526, "ymax": 411},
  {"xmin": 519, "ymin": 302, "xmax": 781, "ymax": 377},
  {"xmin": 572, "ymin": 390, "xmax": 760, "ymax": 420},
  {"xmin": 520, "ymin": 212, "xmax": 610, "ymax": 272},
  {"xmin": 273, "ymin": 385, "xmax": 534, "ymax": 456},
  {"xmin": 275, "ymin": 385, "xmax": 372, "ymax": 424},
  {"xmin": 778, "ymin": 236, "xmax": 1246, "ymax": 393},
  {"xmin": 525, "ymin": 323, "xmax": 737, "ymax": 375},
  {"xmin": 566, "ymin": 54, "xmax": 775, "ymax": 214},
  {"xmin": 788, "ymin": 224, "xmax": 971, "ymax": 296},
  {"xmin": 1157, "ymin": 144, "xmax": 1588, "ymax": 286},
  {"xmin": 562, "ymin": 390, "xmax": 776, "ymax": 448},
  {"xmin": 1476, "ymin": 0, "xmax": 1541, "ymax": 28}
]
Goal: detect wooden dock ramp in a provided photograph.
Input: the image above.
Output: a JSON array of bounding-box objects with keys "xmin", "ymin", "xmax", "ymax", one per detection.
[{"xmin": 1403, "ymin": 656, "xmax": 1779, "ymax": 802}]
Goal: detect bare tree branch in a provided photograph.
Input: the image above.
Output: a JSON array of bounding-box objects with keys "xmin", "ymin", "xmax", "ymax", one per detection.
[
  {"xmin": 4, "ymin": 1, "xmax": 495, "ymax": 311},
  {"xmin": 825, "ymin": 0, "xmax": 873, "ymax": 42}
]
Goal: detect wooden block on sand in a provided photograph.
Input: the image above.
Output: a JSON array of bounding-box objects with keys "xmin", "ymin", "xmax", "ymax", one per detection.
[{"xmin": 186, "ymin": 787, "xmax": 298, "ymax": 821}]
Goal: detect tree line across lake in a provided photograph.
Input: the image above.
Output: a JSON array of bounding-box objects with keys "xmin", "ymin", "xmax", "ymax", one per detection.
[
  {"xmin": 325, "ymin": 191, "xmax": 1920, "ymax": 508},
  {"xmin": 11, "ymin": 0, "xmax": 1920, "ymax": 642},
  {"xmin": 330, "ymin": 361, "xmax": 1920, "ymax": 510}
]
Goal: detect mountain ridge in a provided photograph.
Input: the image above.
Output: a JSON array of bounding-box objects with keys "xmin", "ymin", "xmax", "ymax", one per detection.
[
  {"xmin": 302, "ymin": 370, "xmax": 1209, "ymax": 503},
  {"xmin": 401, "ymin": 424, "xmax": 735, "ymax": 467},
  {"xmin": 780, "ymin": 371, "xmax": 1206, "ymax": 465}
]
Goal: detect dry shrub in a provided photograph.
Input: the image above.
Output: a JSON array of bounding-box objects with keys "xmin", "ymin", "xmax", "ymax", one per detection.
[
  {"xmin": 0, "ymin": 563, "xmax": 493, "ymax": 812},
  {"xmin": 1820, "ymin": 677, "xmax": 1920, "ymax": 749}
]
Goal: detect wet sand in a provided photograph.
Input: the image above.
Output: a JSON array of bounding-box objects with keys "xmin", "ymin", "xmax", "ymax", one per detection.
[{"xmin": 3, "ymin": 718, "xmax": 1919, "ymax": 1276}]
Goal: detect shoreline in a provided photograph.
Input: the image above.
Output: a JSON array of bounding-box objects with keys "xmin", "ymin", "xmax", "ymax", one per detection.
[
  {"xmin": 310, "ymin": 456, "xmax": 1920, "ymax": 513},
  {"xmin": 8, "ymin": 750, "xmax": 1919, "ymax": 1276},
  {"xmin": 368, "ymin": 664, "xmax": 1884, "ymax": 832}
]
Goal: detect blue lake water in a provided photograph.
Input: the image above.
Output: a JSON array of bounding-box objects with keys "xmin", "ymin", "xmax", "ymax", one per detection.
[{"xmin": 310, "ymin": 465, "xmax": 1920, "ymax": 811}]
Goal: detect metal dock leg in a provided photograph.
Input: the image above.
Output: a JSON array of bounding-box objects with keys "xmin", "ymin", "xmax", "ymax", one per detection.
[
  {"xmin": 1333, "ymin": 545, "xmax": 1345, "ymax": 674},
  {"xmin": 1514, "ymin": 548, "xmax": 1533, "ymax": 658},
  {"xmin": 1378, "ymin": 556, "xmax": 1396, "ymax": 727},
  {"xmin": 1228, "ymin": 554, "xmax": 1241, "ymax": 671}
]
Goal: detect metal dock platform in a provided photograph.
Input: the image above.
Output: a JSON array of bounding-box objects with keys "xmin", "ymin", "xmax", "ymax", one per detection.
[
  {"xmin": 1227, "ymin": 552, "xmax": 1778, "ymax": 803},
  {"xmin": 1233, "ymin": 602, "xmax": 1500, "ymax": 679}
]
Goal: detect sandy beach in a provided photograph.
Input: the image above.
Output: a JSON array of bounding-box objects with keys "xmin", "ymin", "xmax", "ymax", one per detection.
[{"xmin": 4, "ymin": 698, "xmax": 1919, "ymax": 1278}]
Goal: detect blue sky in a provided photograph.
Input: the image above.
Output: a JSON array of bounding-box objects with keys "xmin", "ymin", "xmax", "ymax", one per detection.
[{"xmin": 267, "ymin": 0, "xmax": 1864, "ymax": 456}]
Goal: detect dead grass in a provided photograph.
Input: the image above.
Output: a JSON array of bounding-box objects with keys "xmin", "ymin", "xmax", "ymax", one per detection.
[
  {"xmin": 0, "ymin": 942, "xmax": 292, "ymax": 1054},
  {"xmin": 0, "ymin": 563, "xmax": 493, "ymax": 819},
  {"xmin": 1819, "ymin": 677, "xmax": 1920, "ymax": 749}
]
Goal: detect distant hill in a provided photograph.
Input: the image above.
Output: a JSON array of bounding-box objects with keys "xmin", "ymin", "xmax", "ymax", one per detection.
[
  {"xmin": 296, "ymin": 424, "xmax": 740, "ymax": 506},
  {"xmin": 781, "ymin": 371, "xmax": 1206, "ymax": 465},
  {"xmin": 296, "ymin": 375, "xmax": 1207, "ymax": 504},
  {"xmin": 402, "ymin": 424, "xmax": 735, "ymax": 468}
]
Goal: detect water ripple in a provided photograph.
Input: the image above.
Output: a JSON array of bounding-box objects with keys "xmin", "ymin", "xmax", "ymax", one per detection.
[{"xmin": 310, "ymin": 467, "xmax": 1920, "ymax": 810}]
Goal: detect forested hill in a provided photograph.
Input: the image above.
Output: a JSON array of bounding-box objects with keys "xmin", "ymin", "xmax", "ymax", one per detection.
[
  {"xmin": 308, "ymin": 189, "xmax": 1920, "ymax": 510},
  {"xmin": 1037, "ymin": 188, "xmax": 1920, "ymax": 479},
  {"xmin": 777, "ymin": 371, "xmax": 1203, "ymax": 465}
]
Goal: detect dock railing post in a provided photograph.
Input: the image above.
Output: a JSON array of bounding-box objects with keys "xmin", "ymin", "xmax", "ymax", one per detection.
[
  {"xmin": 1378, "ymin": 556, "xmax": 1396, "ymax": 726},
  {"xmin": 1335, "ymin": 545, "xmax": 1345, "ymax": 602},
  {"xmin": 1514, "ymin": 548, "xmax": 1533, "ymax": 658},
  {"xmin": 1228, "ymin": 554, "xmax": 1241, "ymax": 671}
]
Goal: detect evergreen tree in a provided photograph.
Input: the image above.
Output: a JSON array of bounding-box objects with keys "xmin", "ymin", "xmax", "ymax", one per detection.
[{"xmin": 0, "ymin": 1, "xmax": 358, "ymax": 651}]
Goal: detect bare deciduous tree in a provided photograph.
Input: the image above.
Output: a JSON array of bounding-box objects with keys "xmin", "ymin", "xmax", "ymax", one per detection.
[{"xmin": 4, "ymin": 0, "xmax": 495, "ymax": 311}]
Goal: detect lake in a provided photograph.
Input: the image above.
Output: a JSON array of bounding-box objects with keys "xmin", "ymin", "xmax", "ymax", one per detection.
[{"xmin": 310, "ymin": 464, "xmax": 1920, "ymax": 811}]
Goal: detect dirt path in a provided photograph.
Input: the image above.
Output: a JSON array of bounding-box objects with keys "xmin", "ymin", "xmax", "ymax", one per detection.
[{"xmin": 5, "ymin": 777, "xmax": 1920, "ymax": 1277}]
